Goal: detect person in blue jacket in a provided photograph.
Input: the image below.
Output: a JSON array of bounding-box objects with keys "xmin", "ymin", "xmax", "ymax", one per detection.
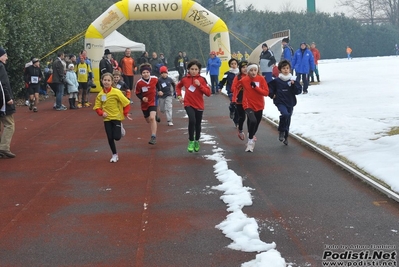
[
  {"xmin": 268, "ymin": 60, "xmax": 302, "ymax": 145},
  {"xmin": 206, "ymin": 51, "xmax": 221, "ymax": 94},
  {"xmin": 291, "ymin": 42, "xmax": 314, "ymax": 94},
  {"xmin": 218, "ymin": 58, "xmax": 239, "ymax": 125},
  {"xmin": 280, "ymin": 37, "xmax": 294, "ymax": 63}
]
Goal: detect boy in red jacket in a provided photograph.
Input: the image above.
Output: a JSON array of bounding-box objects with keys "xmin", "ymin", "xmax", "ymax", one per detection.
[
  {"xmin": 176, "ymin": 59, "xmax": 211, "ymax": 152},
  {"xmin": 135, "ymin": 63, "xmax": 159, "ymax": 145},
  {"xmin": 241, "ymin": 63, "xmax": 269, "ymax": 152}
]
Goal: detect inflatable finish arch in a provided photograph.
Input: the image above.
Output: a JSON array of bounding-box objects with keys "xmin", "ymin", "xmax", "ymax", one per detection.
[{"xmin": 85, "ymin": 0, "xmax": 231, "ymax": 91}]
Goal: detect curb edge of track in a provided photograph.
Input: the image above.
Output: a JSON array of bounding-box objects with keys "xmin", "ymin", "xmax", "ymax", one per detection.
[{"xmin": 264, "ymin": 117, "xmax": 399, "ymax": 203}]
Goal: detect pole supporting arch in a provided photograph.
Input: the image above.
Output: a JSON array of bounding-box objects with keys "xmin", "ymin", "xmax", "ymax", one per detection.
[{"xmin": 85, "ymin": 0, "xmax": 231, "ymax": 90}]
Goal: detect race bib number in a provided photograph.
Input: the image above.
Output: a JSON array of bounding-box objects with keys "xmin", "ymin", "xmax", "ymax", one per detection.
[
  {"xmin": 180, "ymin": 62, "xmax": 184, "ymax": 67},
  {"xmin": 188, "ymin": 85, "xmax": 196, "ymax": 92},
  {"xmin": 31, "ymin": 76, "xmax": 39, "ymax": 84},
  {"xmin": 116, "ymin": 84, "xmax": 122, "ymax": 89},
  {"xmin": 255, "ymin": 82, "xmax": 260, "ymax": 87},
  {"xmin": 79, "ymin": 68, "xmax": 87, "ymax": 75},
  {"xmin": 161, "ymin": 82, "xmax": 167, "ymax": 88},
  {"xmin": 142, "ymin": 86, "xmax": 148, "ymax": 92},
  {"xmin": 101, "ymin": 94, "xmax": 107, "ymax": 101}
]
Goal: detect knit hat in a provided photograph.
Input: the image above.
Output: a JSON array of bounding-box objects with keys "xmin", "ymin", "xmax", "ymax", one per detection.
[
  {"xmin": 68, "ymin": 64, "xmax": 74, "ymax": 69},
  {"xmin": 159, "ymin": 66, "xmax": 168, "ymax": 74},
  {"xmin": 262, "ymin": 43, "xmax": 268, "ymax": 48},
  {"xmin": 140, "ymin": 64, "xmax": 152, "ymax": 74},
  {"xmin": 0, "ymin": 48, "xmax": 6, "ymax": 57},
  {"xmin": 238, "ymin": 60, "xmax": 248, "ymax": 70},
  {"xmin": 104, "ymin": 49, "xmax": 112, "ymax": 55},
  {"xmin": 247, "ymin": 63, "xmax": 258, "ymax": 72},
  {"xmin": 32, "ymin": 58, "xmax": 39, "ymax": 64},
  {"xmin": 282, "ymin": 37, "xmax": 289, "ymax": 43}
]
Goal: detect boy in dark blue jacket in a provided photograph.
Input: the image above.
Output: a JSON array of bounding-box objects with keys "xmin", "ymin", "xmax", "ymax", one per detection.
[
  {"xmin": 218, "ymin": 58, "xmax": 239, "ymax": 126},
  {"xmin": 268, "ymin": 60, "xmax": 302, "ymax": 145}
]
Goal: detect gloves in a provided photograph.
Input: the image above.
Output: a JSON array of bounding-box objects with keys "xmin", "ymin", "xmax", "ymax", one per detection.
[{"xmin": 250, "ymin": 82, "xmax": 256, "ymax": 88}]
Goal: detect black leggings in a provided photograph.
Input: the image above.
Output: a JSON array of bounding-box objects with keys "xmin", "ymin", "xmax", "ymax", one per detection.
[
  {"xmin": 185, "ymin": 106, "xmax": 203, "ymax": 141},
  {"xmin": 236, "ymin": 104, "xmax": 246, "ymax": 131},
  {"xmin": 104, "ymin": 120, "xmax": 122, "ymax": 154},
  {"xmin": 245, "ymin": 109, "xmax": 263, "ymax": 140}
]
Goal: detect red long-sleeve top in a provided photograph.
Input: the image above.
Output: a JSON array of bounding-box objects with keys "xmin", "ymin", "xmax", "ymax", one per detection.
[
  {"xmin": 241, "ymin": 75, "xmax": 269, "ymax": 111},
  {"xmin": 176, "ymin": 74, "xmax": 211, "ymax": 110},
  {"xmin": 231, "ymin": 73, "xmax": 247, "ymax": 104},
  {"xmin": 135, "ymin": 76, "xmax": 158, "ymax": 110}
]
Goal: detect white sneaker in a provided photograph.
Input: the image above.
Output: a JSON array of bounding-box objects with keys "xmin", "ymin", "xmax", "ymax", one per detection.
[
  {"xmin": 121, "ymin": 123, "xmax": 126, "ymax": 137},
  {"xmin": 245, "ymin": 140, "xmax": 254, "ymax": 152},
  {"xmin": 168, "ymin": 121, "xmax": 174, "ymax": 126},
  {"xmin": 25, "ymin": 100, "xmax": 29, "ymax": 106},
  {"xmin": 110, "ymin": 154, "xmax": 118, "ymax": 163}
]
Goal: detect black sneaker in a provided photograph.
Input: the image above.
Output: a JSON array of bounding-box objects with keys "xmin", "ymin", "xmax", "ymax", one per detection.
[
  {"xmin": 156, "ymin": 116, "xmax": 161, "ymax": 123},
  {"xmin": 148, "ymin": 136, "xmax": 156, "ymax": 145},
  {"xmin": 279, "ymin": 131, "xmax": 284, "ymax": 142}
]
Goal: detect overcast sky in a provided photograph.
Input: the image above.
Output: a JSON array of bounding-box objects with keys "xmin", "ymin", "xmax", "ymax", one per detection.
[{"xmin": 234, "ymin": 0, "xmax": 348, "ymax": 15}]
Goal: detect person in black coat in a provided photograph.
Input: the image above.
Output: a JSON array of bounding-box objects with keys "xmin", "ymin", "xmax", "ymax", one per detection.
[
  {"xmin": 99, "ymin": 49, "xmax": 114, "ymax": 78},
  {"xmin": 0, "ymin": 47, "xmax": 17, "ymax": 158},
  {"xmin": 268, "ymin": 60, "xmax": 302, "ymax": 145}
]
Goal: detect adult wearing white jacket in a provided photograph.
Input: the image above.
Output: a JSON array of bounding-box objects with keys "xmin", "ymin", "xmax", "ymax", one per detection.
[{"xmin": 65, "ymin": 64, "xmax": 79, "ymax": 109}]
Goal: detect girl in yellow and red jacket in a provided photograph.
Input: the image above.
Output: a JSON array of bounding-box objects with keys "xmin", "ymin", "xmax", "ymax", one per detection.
[
  {"xmin": 240, "ymin": 63, "xmax": 269, "ymax": 152},
  {"xmin": 93, "ymin": 72, "xmax": 131, "ymax": 163},
  {"xmin": 176, "ymin": 59, "xmax": 211, "ymax": 153}
]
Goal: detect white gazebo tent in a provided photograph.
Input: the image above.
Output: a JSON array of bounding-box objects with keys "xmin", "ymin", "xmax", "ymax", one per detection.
[{"xmin": 104, "ymin": 30, "xmax": 145, "ymax": 53}]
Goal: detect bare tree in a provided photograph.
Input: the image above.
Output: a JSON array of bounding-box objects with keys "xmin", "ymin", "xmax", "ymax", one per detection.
[
  {"xmin": 338, "ymin": 0, "xmax": 383, "ymax": 25},
  {"xmin": 280, "ymin": 2, "xmax": 300, "ymax": 13},
  {"xmin": 378, "ymin": 0, "xmax": 399, "ymax": 27}
]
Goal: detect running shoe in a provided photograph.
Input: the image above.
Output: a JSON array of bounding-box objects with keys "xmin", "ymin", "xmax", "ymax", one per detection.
[
  {"xmin": 110, "ymin": 154, "xmax": 118, "ymax": 163},
  {"xmin": 187, "ymin": 141, "xmax": 194, "ymax": 152},
  {"xmin": 194, "ymin": 141, "xmax": 200, "ymax": 152},
  {"xmin": 148, "ymin": 136, "xmax": 156, "ymax": 145},
  {"xmin": 238, "ymin": 130, "xmax": 245, "ymax": 140}
]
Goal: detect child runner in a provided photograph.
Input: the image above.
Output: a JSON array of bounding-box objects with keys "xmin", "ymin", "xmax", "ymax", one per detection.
[
  {"xmin": 268, "ymin": 60, "xmax": 302, "ymax": 145},
  {"xmin": 176, "ymin": 59, "xmax": 211, "ymax": 152},
  {"xmin": 135, "ymin": 63, "xmax": 159, "ymax": 145},
  {"xmin": 218, "ymin": 58, "xmax": 239, "ymax": 126},
  {"xmin": 241, "ymin": 63, "xmax": 269, "ymax": 152},
  {"xmin": 113, "ymin": 70, "xmax": 131, "ymax": 100},
  {"xmin": 93, "ymin": 72, "xmax": 132, "ymax": 163},
  {"xmin": 65, "ymin": 64, "xmax": 79, "ymax": 109},
  {"xmin": 157, "ymin": 66, "xmax": 176, "ymax": 126},
  {"xmin": 231, "ymin": 60, "xmax": 248, "ymax": 140}
]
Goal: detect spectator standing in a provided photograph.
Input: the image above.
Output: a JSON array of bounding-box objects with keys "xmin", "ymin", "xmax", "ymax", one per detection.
[
  {"xmin": 259, "ymin": 43, "xmax": 276, "ymax": 83},
  {"xmin": 281, "ymin": 38, "xmax": 294, "ymax": 63},
  {"xmin": 206, "ymin": 51, "xmax": 221, "ymax": 94},
  {"xmin": 291, "ymin": 42, "xmax": 314, "ymax": 94},
  {"xmin": 137, "ymin": 51, "xmax": 149, "ymax": 66},
  {"xmin": 149, "ymin": 52, "xmax": 163, "ymax": 77},
  {"xmin": 99, "ymin": 49, "xmax": 113, "ymax": 79},
  {"xmin": 159, "ymin": 53, "xmax": 168, "ymax": 67},
  {"xmin": 119, "ymin": 48, "xmax": 136, "ymax": 92},
  {"xmin": 346, "ymin": 46, "xmax": 352, "ymax": 60},
  {"xmin": 76, "ymin": 55, "xmax": 92, "ymax": 108},
  {"xmin": 182, "ymin": 52, "xmax": 189, "ymax": 75},
  {"xmin": 395, "ymin": 44, "xmax": 398, "ymax": 56},
  {"xmin": 52, "ymin": 51, "xmax": 67, "ymax": 110},
  {"xmin": 309, "ymin": 42, "xmax": 321, "ymax": 83},
  {"xmin": 24, "ymin": 58, "xmax": 43, "ymax": 112},
  {"xmin": 65, "ymin": 64, "xmax": 79, "ymax": 109},
  {"xmin": 174, "ymin": 51, "xmax": 185, "ymax": 81},
  {"xmin": 0, "ymin": 47, "xmax": 16, "ymax": 158}
]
